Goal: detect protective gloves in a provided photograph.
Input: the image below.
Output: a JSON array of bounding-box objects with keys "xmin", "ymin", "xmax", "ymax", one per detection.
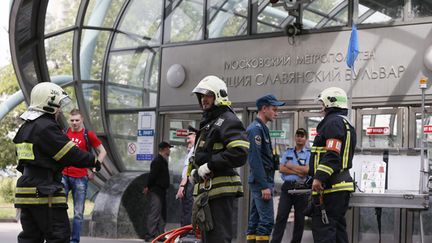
[
  {"xmin": 189, "ymin": 169, "xmax": 199, "ymax": 184},
  {"xmin": 198, "ymin": 163, "xmax": 211, "ymax": 178}
]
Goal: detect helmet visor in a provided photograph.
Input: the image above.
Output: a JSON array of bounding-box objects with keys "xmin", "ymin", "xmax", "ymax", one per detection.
[{"xmin": 192, "ymin": 87, "xmax": 212, "ymax": 95}]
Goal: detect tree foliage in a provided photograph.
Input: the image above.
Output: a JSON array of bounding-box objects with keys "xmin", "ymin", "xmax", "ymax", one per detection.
[{"xmin": 0, "ymin": 64, "xmax": 25, "ymax": 168}]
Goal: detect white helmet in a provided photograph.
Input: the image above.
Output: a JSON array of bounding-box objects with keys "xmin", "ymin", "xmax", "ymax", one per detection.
[
  {"xmin": 21, "ymin": 82, "xmax": 71, "ymax": 120},
  {"xmin": 192, "ymin": 75, "xmax": 231, "ymax": 106},
  {"xmin": 317, "ymin": 87, "xmax": 348, "ymax": 109}
]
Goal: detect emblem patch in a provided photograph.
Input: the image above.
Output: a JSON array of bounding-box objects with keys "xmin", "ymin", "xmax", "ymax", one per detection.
[
  {"xmin": 254, "ymin": 135, "xmax": 262, "ymax": 145},
  {"xmin": 215, "ymin": 118, "xmax": 225, "ymax": 126}
]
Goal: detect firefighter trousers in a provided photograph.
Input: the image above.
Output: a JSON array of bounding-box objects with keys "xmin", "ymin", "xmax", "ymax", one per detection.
[
  {"xmin": 311, "ymin": 191, "xmax": 350, "ymax": 243},
  {"xmin": 18, "ymin": 207, "xmax": 70, "ymax": 243}
]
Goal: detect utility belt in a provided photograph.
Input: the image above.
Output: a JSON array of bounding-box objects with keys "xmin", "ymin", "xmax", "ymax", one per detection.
[
  {"xmin": 23, "ymin": 166, "xmax": 55, "ymax": 182},
  {"xmin": 282, "ymin": 180, "xmax": 308, "ymax": 191}
]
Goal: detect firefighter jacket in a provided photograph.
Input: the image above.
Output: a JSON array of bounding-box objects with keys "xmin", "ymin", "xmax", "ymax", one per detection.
[
  {"xmin": 13, "ymin": 114, "xmax": 97, "ymax": 208},
  {"xmin": 309, "ymin": 108, "xmax": 356, "ymax": 195},
  {"xmin": 247, "ymin": 118, "xmax": 275, "ymax": 190},
  {"xmin": 192, "ymin": 106, "xmax": 250, "ymax": 200}
]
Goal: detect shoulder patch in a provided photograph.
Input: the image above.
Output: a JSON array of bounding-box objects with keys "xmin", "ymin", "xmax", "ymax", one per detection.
[
  {"xmin": 215, "ymin": 118, "xmax": 225, "ymax": 126},
  {"xmin": 255, "ymin": 123, "xmax": 262, "ymax": 127},
  {"xmin": 254, "ymin": 135, "xmax": 262, "ymax": 145}
]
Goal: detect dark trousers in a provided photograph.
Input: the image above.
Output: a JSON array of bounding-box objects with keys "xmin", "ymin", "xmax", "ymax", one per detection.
[
  {"xmin": 271, "ymin": 182, "xmax": 307, "ymax": 243},
  {"xmin": 18, "ymin": 207, "xmax": 70, "ymax": 243},
  {"xmin": 202, "ymin": 196, "xmax": 234, "ymax": 243},
  {"xmin": 145, "ymin": 192, "xmax": 166, "ymax": 240},
  {"xmin": 180, "ymin": 181, "xmax": 194, "ymax": 226},
  {"xmin": 311, "ymin": 191, "xmax": 350, "ymax": 243}
]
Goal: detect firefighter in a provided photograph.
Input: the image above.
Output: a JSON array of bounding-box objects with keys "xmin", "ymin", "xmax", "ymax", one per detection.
[
  {"xmin": 189, "ymin": 75, "xmax": 249, "ymax": 243},
  {"xmin": 246, "ymin": 94, "xmax": 285, "ymax": 243},
  {"xmin": 309, "ymin": 87, "xmax": 356, "ymax": 243},
  {"xmin": 13, "ymin": 82, "xmax": 101, "ymax": 243}
]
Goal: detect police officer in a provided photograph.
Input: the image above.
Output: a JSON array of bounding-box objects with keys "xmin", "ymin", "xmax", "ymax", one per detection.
[
  {"xmin": 271, "ymin": 128, "xmax": 310, "ymax": 243},
  {"xmin": 246, "ymin": 94, "xmax": 285, "ymax": 243},
  {"xmin": 309, "ymin": 87, "xmax": 356, "ymax": 243},
  {"xmin": 189, "ymin": 75, "xmax": 249, "ymax": 243},
  {"xmin": 13, "ymin": 82, "xmax": 101, "ymax": 243}
]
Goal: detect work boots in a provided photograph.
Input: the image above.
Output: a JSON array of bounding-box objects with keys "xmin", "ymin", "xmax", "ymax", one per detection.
[
  {"xmin": 246, "ymin": 234, "xmax": 256, "ymax": 243},
  {"xmin": 256, "ymin": 235, "xmax": 270, "ymax": 243}
]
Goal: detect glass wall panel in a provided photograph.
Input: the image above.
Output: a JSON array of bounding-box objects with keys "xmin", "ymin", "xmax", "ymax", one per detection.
[
  {"xmin": 358, "ymin": 208, "xmax": 396, "ymax": 242},
  {"xmin": 107, "ymin": 84, "xmax": 156, "ymax": 109},
  {"xmin": 415, "ymin": 112, "xmax": 432, "ymax": 147},
  {"xmin": 256, "ymin": 0, "xmax": 289, "ymax": 34},
  {"xmin": 45, "ymin": 31, "xmax": 73, "ymax": 77},
  {"xmin": 164, "ymin": 0, "xmax": 204, "ymax": 43},
  {"xmin": 410, "ymin": 0, "xmax": 432, "ymax": 18},
  {"xmin": 113, "ymin": 33, "xmax": 153, "ymax": 49},
  {"xmin": 304, "ymin": 0, "xmax": 348, "ymax": 29},
  {"xmin": 118, "ymin": 0, "xmax": 163, "ymax": 46},
  {"xmin": 84, "ymin": 0, "xmax": 125, "ymax": 28},
  {"xmin": 207, "ymin": 0, "xmax": 248, "ymax": 38},
  {"xmin": 80, "ymin": 30, "xmax": 110, "ymax": 80},
  {"xmin": 82, "ymin": 83, "xmax": 104, "ymax": 133},
  {"xmin": 107, "ymin": 49, "xmax": 159, "ymax": 109},
  {"xmin": 361, "ymin": 114, "xmax": 399, "ymax": 148},
  {"xmin": 45, "ymin": 0, "xmax": 80, "ymax": 34},
  {"xmin": 304, "ymin": 116, "xmax": 323, "ymax": 146},
  {"xmin": 166, "ymin": 118, "xmax": 198, "ymax": 175},
  {"xmin": 359, "ymin": 0, "xmax": 403, "ymax": 24},
  {"xmin": 109, "ymin": 113, "xmax": 149, "ymax": 170}
]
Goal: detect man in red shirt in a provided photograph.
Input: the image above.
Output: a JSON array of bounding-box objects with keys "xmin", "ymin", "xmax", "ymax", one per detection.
[{"xmin": 62, "ymin": 109, "xmax": 107, "ymax": 243}]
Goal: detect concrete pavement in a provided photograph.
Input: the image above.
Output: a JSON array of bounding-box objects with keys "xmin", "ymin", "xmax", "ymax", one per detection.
[{"xmin": 0, "ymin": 222, "xmax": 143, "ymax": 243}]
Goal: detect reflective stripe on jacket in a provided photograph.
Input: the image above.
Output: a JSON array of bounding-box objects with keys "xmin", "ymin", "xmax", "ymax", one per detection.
[{"xmin": 309, "ymin": 109, "xmax": 357, "ymax": 195}]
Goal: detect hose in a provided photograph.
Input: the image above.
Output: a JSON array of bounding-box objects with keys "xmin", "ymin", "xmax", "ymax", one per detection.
[{"xmin": 151, "ymin": 224, "xmax": 198, "ymax": 243}]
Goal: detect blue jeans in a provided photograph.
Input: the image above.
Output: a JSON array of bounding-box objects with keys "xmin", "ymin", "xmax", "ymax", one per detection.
[
  {"xmin": 62, "ymin": 175, "xmax": 88, "ymax": 243},
  {"xmin": 247, "ymin": 186, "xmax": 274, "ymax": 236}
]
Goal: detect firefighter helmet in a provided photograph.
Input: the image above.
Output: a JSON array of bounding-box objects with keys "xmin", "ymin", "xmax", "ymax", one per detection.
[
  {"xmin": 192, "ymin": 75, "xmax": 231, "ymax": 106},
  {"xmin": 317, "ymin": 87, "xmax": 348, "ymax": 109},
  {"xmin": 21, "ymin": 82, "xmax": 71, "ymax": 120}
]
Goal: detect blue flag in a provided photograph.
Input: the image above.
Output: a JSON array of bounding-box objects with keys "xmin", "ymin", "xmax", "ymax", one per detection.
[{"xmin": 346, "ymin": 23, "xmax": 359, "ymax": 69}]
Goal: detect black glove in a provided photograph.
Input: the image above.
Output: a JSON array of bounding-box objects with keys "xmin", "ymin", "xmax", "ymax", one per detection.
[{"xmin": 95, "ymin": 160, "xmax": 102, "ymax": 172}]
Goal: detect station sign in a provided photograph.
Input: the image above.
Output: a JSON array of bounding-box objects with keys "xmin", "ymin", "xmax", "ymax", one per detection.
[
  {"xmin": 366, "ymin": 126, "xmax": 390, "ymax": 135},
  {"xmin": 424, "ymin": 125, "xmax": 432, "ymax": 134},
  {"xmin": 269, "ymin": 130, "xmax": 285, "ymax": 138}
]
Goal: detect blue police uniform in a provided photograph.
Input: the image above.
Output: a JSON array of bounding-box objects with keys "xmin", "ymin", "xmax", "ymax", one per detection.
[
  {"xmin": 271, "ymin": 147, "xmax": 310, "ymax": 243},
  {"xmin": 246, "ymin": 117, "xmax": 276, "ymax": 241}
]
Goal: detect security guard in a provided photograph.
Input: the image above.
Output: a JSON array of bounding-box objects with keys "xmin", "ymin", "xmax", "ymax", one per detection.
[
  {"xmin": 271, "ymin": 128, "xmax": 310, "ymax": 243},
  {"xmin": 14, "ymin": 82, "xmax": 101, "ymax": 243},
  {"xmin": 189, "ymin": 75, "xmax": 249, "ymax": 243},
  {"xmin": 309, "ymin": 87, "xmax": 356, "ymax": 243},
  {"xmin": 246, "ymin": 94, "xmax": 285, "ymax": 243}
]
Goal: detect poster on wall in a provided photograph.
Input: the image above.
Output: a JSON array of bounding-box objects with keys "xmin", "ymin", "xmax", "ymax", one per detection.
[
  {"xmin": 360, "ymin": 160, "xmax": 387, "ymax": 193},
  {"xmin": 136, "ymin": 111, "xmax": 156, "ymax": 161}
]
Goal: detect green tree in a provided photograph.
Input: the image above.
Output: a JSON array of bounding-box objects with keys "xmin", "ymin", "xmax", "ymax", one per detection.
[{"xmin": 0, "ymin": 64, "xmax": 26, "ymax": 168}]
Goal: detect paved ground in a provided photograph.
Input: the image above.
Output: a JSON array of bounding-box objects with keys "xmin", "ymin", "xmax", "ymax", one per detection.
[
  {"xmin": 0, "ymin": 222, "xmax": 314, "ymax": 242},
  {"xmin": 0, "ymin": 222, "xmax": 143, "ymax": 243}
]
